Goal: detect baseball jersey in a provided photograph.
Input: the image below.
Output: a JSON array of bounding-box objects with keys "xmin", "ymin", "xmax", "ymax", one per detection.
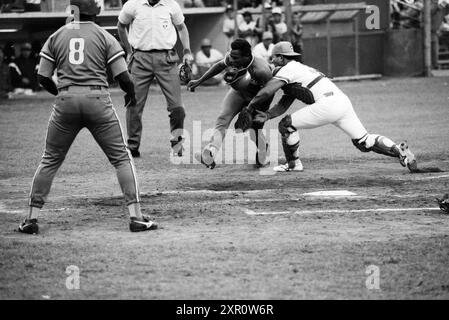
[
  {"xmin": 118, "ymin": 0, "xmax": 184, "ymax": 51},
  {"xmin": 39, "ymin": 21, "xmax": 125, "ymax": 88},
  {"xmin": 223, "ymin": 54, "xmax": 272, "ymax": 99},
  {"xmin": 273, "ymin": 60, "xmax": 342, "ymax": 99}
]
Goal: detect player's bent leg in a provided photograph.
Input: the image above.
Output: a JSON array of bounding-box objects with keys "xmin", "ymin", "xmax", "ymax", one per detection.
[
  {"xmin": 196, "ymin": 90, "xmax": 246, "ymax": 169},
  {"xmin": 274, "ymin": 115, "xmax": 304, "ymax": 172},
  {"xmin": 352, "ymin": 133, "xmax": 400, "ymax": 157},
  {"xmin": 24, "ymin": 108, "xmax": 81, "ymax": 234},
  {"xmin": 89, "ymin": 107, "xmax": 157, "ymax": 231}
]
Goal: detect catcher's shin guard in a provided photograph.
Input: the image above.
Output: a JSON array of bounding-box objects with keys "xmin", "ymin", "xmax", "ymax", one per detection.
[
  {"xmin": 352, "ymin": 134, "xmax": 400, "ymax": 158},
  {"xmin": 279, "ymin": 115, "xmax": 300, "ymax": 164}
]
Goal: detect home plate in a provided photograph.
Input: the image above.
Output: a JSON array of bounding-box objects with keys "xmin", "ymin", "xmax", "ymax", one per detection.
[{"xmin": 302, "ymin": 190, "xmax": 357, "ymax": 197}]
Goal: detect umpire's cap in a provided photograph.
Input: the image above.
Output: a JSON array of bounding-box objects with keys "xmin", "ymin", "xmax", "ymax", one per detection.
[{"xmin": 70, "ymin": 0, "xmax": 101, "ymax": 16}]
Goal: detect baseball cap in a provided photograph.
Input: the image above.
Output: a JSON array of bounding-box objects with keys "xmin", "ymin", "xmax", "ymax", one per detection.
[
  {"xmin": 272, "ymin": 7, "xmax": 282, "ymax": 15},
  {"xmin": 272, "ymin": 41, "xmax": 301, "ymax": 57},
  {"xmin": 262, "ymin": 31, "xmax": 273, "ymax": 40},
  {"xmin": 201, "ymin": 38, "xmax": 212, "ymax": 47}
]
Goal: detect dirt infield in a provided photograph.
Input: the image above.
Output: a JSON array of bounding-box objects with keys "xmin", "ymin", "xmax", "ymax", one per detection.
[{"xmin": 1, "ymin": 77, "xmax": 449, "ymax": 299}]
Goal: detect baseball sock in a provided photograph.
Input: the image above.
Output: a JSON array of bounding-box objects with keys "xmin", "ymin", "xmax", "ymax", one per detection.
[
  {"xmin": 128, "ymin": 203, "xmax": 143, "ymax": 220},
  {"xmin": 28, "ymin": 206, "xmax": 39, "ymax": 220}
]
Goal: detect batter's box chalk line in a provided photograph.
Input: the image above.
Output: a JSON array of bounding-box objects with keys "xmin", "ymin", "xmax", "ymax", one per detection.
[{"xmin": 243, "ymin": 207, "xmax": 442, "ymax": 216}]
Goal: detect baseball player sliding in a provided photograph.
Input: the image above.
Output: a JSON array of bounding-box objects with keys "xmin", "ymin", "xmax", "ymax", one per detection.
[
  {"xmin": 18, "ymin": 0, "xmax": 157, "ymax": 234},
  {"xmin": 187, "ymin": 39, "xmax": 273, "ymax": 169},
  {"xmin": 248, "ymin": 41, "xmax": 418, "ymax": 173}
]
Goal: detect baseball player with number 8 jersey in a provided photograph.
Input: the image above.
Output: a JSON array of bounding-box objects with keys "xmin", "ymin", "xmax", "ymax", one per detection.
[{"xmin": 18, "ymin": 0, "xmax": 158, "ymax": 234}]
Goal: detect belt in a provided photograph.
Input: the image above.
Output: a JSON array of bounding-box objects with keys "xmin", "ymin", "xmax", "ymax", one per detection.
[
  {"xmin": 134, "ymin": 48, "xmax": 171, "ymax": 53},
  {"xmin": 59, "ymin": 85, "xmax": 105, "ymax": 92}
]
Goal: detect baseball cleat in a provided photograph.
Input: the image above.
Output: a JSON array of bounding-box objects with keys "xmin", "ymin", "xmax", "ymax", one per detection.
[
  {"xmin": 129, "ymin": 215, "xmax": 158, "ymax": 232},
  {"xmin": 195, "ymin": 149, "xmax": 216, "ymax": 169},
  {"xmin": 397, "ymin": 142, "xmax": 417, "ymax": 172},
  {"xmin": 273, "ymin": 159, "xmax": 304, "ymax": 172},
  {"xmin": 171, "ymin": 137, "xmax": 184, "ymax": 157},
  {"xmin": 18, "ymin": 218, "xmax": 39, "ymax": 234}
]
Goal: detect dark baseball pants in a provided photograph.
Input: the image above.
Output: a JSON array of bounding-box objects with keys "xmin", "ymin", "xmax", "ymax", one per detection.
[
  {"xmin": 29, "ymin": 86, "xmax": 140, "ymax": 208},
  {"xmin": 127, "ymin": 50, "xmax": 185, "ymax": 151}
]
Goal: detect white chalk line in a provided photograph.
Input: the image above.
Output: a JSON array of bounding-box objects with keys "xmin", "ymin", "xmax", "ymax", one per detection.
[
  {"xmin": 416, "ymin": 174, "xmax": 449, "ymax": 180},
  {"xmin": 244, "ymin": 207, "xmax": 442, "ymax": 216}
]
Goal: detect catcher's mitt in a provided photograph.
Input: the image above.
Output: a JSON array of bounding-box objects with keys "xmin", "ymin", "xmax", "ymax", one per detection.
[
  {"xmin": 179, "ymin": 62, "xmax": 193, "ymax": 85},
  {"xmin": 436, "ymin": 194, "xmax": 449, "ymax": 214},
  {"xmin": 282, "ymin": 83, "xmax": 315, "ymax": 105},
  {"xmin": 234, "ymin": 107, "xmax": 253, "ymax": 132}
]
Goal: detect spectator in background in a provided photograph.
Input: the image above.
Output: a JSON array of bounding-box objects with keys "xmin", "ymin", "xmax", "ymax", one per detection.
[
  {"xmin": 194, "ymin": 38, "xmax": 224, "ymax": 85},
  {"xmin": 253, "ymin": 31, "xmax": 274, "ymax": 64},
  {"xmin": 9, "ymin": 42, "xmax": 38, "ymax": 95},
  {"xmin": 223, "ymin": 5, "xmax": 237, "ymax": 48},
  {"xmin": 0, "ymin": 47, "xmax": 11, "ymax": 100},
  {"xmin": 289, "ymin": 12, "xmax": 304, "ymax": 61},
  {"xmin": 271, "ymin": 7, "xmax": 287, "ymax": 43},
  {"xmin": 238, "ymin": 11, "xmax": 257, "ymax": 47}
]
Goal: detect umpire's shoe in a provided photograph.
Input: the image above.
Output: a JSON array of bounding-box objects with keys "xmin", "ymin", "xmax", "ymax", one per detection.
[
  {"xmin": 195, "ymin": 149, "xmax": 216, "ymax": 169},
  {"xmin": 130, "ymin": 215, "xmax": 158, "ymax": 232},
  {"xmin": 398, "ymin": 142, "xmax": 418, "ymax": 172},
  {"xmin": 18, "ymin": 218, "xmax": 39, "ymax": 234}
]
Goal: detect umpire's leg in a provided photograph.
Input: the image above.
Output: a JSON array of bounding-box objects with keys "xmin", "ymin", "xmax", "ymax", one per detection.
[
  {"xmin": 127, "ymin": 51, "xmax": 155, "ymax": 152},
  {"xmin": 153, "ymin": 50, "xmax": 185, "ymax": 151},
  {"xmin": 29, "ymin": 96, "xmax": 81, "ymax": 208}
]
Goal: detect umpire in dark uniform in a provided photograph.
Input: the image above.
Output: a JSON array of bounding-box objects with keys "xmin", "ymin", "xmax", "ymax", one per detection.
[{"xmin": 117, "ymin": 0, "xmax": 193, "ymax": 158}]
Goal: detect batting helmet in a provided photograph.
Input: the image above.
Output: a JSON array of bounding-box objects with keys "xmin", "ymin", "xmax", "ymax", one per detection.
[{"xmin": 70, "ymin": 0, "xmax": 101, "ymax": 16}]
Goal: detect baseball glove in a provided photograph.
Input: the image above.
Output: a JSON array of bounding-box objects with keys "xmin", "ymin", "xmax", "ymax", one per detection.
[
  {"xmin": 282, "ymin": 83, "xmax": 315, "ymax": 105},
  {"xmin": 179, "ymin": 62, "xmax": 193, "ymax": 85},
  {"xmin": 234, "ymin": 107, "xmax": 253, "ymax": 132},
  {"xmin": 436, "ymin": 194, "xmax": 449, "ymax": 214}
]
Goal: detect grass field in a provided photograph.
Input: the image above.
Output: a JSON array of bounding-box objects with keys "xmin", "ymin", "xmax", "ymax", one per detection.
[{"xmin": 0, "ymin": 76, "xmax": 449, "ymax": 300}]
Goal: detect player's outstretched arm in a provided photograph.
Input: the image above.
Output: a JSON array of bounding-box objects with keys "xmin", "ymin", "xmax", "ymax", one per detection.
[
  {"xmin": 253, "ymin": 94, "xmax": 295, "ymax": 125},
  {"xmin": 247, "ymin": 78, "xmax": 285, "ymax": 111},
  {"xmin": 187, "ymin": 60, "xmax": 226, "ymax": 91}
]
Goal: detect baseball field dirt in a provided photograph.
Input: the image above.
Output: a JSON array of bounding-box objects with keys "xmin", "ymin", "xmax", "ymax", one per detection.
[{"xmin": 0, "ymin": 76, "xmax": 448, "ymax": 300}]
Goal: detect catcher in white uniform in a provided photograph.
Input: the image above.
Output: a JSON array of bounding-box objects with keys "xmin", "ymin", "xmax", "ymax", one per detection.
[{"xmin": 248, "ymin": 41, "xmax": 418, "ymax": 173}]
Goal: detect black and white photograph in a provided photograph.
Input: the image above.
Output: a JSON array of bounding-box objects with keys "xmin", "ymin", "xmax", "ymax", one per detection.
[{"xmin": 1, "ymin": 0, "xmax": 449, "ymax": 306}]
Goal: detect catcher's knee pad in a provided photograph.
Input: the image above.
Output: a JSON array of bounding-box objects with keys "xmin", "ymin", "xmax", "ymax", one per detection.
[{"xmin": 352, "ymin": 134, "xmax": 399, "ymax": 157}]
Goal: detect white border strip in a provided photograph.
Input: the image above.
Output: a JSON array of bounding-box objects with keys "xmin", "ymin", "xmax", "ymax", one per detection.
[{"xmin": 244, "ymin": 207, "xmax": 442, "ymax": 216}]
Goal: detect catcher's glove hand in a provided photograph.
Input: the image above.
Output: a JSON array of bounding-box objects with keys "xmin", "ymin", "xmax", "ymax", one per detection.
[
  {"xmin": 283, "ymin": 83, "xmax": 315, "ymax": 105},
  {"xmin": 234, "ymin": 107, "xmax": 253, "ymax": 132},
  {"xmin": 179, "ymin": 62, "xmax": 193, "ymax": 85},
  {"xmin": 124, "ymin": 93, "xmax": 136, "ymax": 108},
  {"xmin": 436, "ymin": 194, "xmax": 449, "ymax": 214}
]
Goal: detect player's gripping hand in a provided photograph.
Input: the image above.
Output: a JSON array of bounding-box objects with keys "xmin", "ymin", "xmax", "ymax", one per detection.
[
  {"xmin": 253, "ymin": 110, "xmax": 270, "ymax": 125},
  {"xmin": 187, "ymin": 80, "xmax": 200, "ymax": 92},
  {"xmin": 124, "ymin": 94, "xmax": 136, "ymax": 108}
]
